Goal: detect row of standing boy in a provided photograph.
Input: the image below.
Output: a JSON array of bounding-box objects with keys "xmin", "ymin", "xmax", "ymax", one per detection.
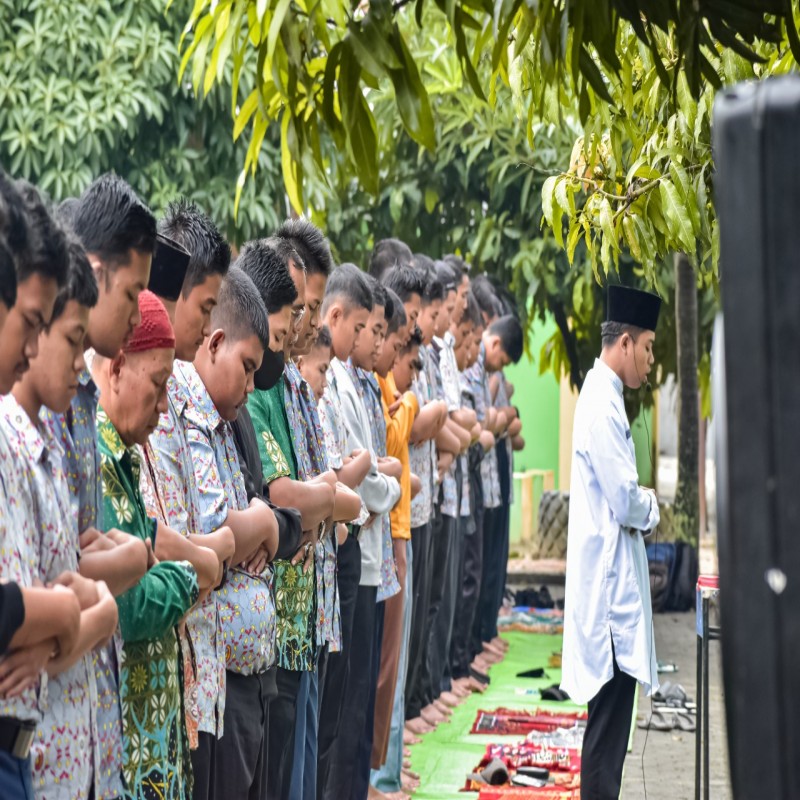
[{"xmin": 0, "ymin": 170, "xmax": 524, "ymax": 800}]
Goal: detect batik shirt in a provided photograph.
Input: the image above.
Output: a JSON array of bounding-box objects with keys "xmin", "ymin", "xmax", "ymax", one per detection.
[
  {"xmin": 409, "ymin": 348, "xmax": 435, "ymax": 528},
  {"xmin": 248, "ymin": 382, "xmax": 316, "ymax": 672},
  {"xmin": 458, "ymin": 372, "xmax": 475, "ymax": 518},
  {"xmin": 284, "ymin": 360, "xmax": 340, "ymax": 653},
  {"xmin": 98, "ymin": 407, "xmax": 199, "ymax": 800},
  {"xmin": 464, "ymin": 342, "xmax": 501, "ymax": 509},
  {"xmin": 173, "ymin": 361, "xmax": 276, "ymax": 676},
  {"xmin": 354, "ymin": 366, "xmax": 401, "ymax": 603},
  {"xmin": 41, "ymin": 372, "xmax": 125, "ymax": 800},
  {"xmin": 1, "ymin": 396, "xmax": 94, "ymax": 800},
  {"xmin": 0, "ymin": 410, "xmax": 44, "ymax": 716},
  {"xmin": 140, "ymin": 365, "xmax": 225, "ymax": 738},
  {"xmin": 434, "ymin": 334, "xmax": 461, "ymax": 518}
]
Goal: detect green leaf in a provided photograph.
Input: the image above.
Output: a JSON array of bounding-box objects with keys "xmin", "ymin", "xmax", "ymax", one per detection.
[
  {"xmin": 660, "ymin": 180, "xmax": 695, "ymax": 253},
  {"xmin": 566, "ymin": 221, "xmax": 582, "ymax": 264},
  {"xmin": 541, "ymin": 175, "xmax": 557, "ymax": 229},
  {"xmin": 424, "ymin": 187, "xmax": 439, "ymax": 213},
  {"xmin": 233, "ymin": 89, "xmax": 258, "ymax": 140}
]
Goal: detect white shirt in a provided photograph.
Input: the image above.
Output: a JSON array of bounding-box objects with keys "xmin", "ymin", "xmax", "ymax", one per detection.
[{"xmin": 560, "ymin": 359, "xmax": 660, "ymax": 705}]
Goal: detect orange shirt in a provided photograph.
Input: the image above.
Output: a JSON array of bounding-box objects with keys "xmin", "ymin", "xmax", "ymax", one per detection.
[{"xmin": 377, "ymin": 371, "xmax": 418, "ymax": 540}]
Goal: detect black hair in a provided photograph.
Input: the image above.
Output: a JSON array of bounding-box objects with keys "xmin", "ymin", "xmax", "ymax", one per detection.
[
  {"xmin": 72, "ymin": 173, "xmax": 156, "ymax": 265},
  {"xmin": 235, "ymin": 239, "xmax": 299, "ymax": 315},
  {"xmin": 264, "ymin": 235, "xmax": 305, "ymax": 273},
  {"xmin": 14, "ymin": 181, "xmax": 68, "ymax": 288},
  {"xmin": 443, "ymin": 253, "xmax": 469, "ymax": 276},
  {"xmin": 600, "ymin": 320, "xmax": 644, "ymax": 349},
  {"xmin": 381, "ymin": 264, "xmax": 425, "ymax": 303},
  {"xmin": 211, "ymin": 267, "xmax": 270, "ymax": 349},
  {"xmin": 434, "ymin": 260, "xmax": 457, "ymax": 293},
  {"xmin": 463, "ymin": 291, "xmax": 483, "ymax": 328},
  {"xmin": 413, "ymin": 253, "xmax": 445, "ymax": 305},
  {"xmin": 50, "ymin": 233, "xmax": 99, "ymax": 323},
  {"xmin": 54, "ymin": 198, "xmax": 80, "ymax": 230},
  {"xmin": 0, "ymin": 171, "xmax": 26, "ymax": 307},
  {"xmin": 275, "ymin": 217, "xmax": 332, "ymax": 276},
  {"xmin": 489, "ymin": 314, "xmax": 524, "ymax": 363},
  {"xmin": 159, "ymin": 198, "xmax": 231, "ymax": 296},
  {"xmin": 385, "ymin": 287, "xmax": 406, "ymax": 335},
  {"xmin": 471, "ymin": 274, "xmax": 503, "ymax": 320},
  {"xmin": 314, "ymin": 325, "xmax": 332, "ymax": 350},
  {"xmin": 400, "ymin": 325, "xmax": 423, "ymax": 354},
  {"xmin": 364, "ymin": 273, "xmax": 388, "ymax": 311},
  {"xmin": 0, "ymin": 240, "xmax": 16, "ymax": 309},
  {"xmin": 368, "ymin": 238, "xmax": 413, "ymax": 278},
  {"xmin": 322, "ymin": 262, "xmax": 373, "ymax": 315}
]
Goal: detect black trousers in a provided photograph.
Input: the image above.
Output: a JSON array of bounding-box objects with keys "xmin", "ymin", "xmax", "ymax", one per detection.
[
  {"xmin": 451, "ymin": 504, "xmax": 484, "ymax": 679},
  {"xmin": 421, "ymin": 509, "xmax": 449, "ymax": 707},
  {"xmin": 208, "ymin": 669, "xmax": 275, "ymax": 800},
  {"xmin": 404, "ymin": 522, "xmax": 433, "ymax": 719},
  {"xmin": 581, "ymin": 652, "xmax": 636, "ymax": 800},
  {"xmin": 477, "ymin": 506, "xmax": 505, "ymax": 643},
  {"xmin": 266, "ymin": 666, "xmax": 302, "ymax": 799},
  {"xmin": 427, "ymin": 513, "xmax": 458, "ymax": 696},
  {"xmin": 321, "ymin": 584, "xmax": 378, "ymax": 800},
  {"xmin": 317, "ymin": 532, "xmax": 362, "ymax": 799}
]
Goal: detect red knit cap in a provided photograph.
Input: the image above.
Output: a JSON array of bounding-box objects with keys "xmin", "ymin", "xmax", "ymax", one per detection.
[{"xmin": 124, "ymin": 290, "xmax": 176, "ymax": 353}]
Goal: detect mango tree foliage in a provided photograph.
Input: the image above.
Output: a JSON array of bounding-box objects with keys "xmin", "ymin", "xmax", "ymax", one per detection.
[
  {"xmin": 175, "ymin": 0, "xmax": 800, "ymax": 214},
  {"xmin": 0, "ymin": 0, "xmax": 285, "ymax": 240}
]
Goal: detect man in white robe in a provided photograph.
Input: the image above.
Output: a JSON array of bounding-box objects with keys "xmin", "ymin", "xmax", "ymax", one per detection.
[{"xmin": 561, "ymin": 285, "xmax": 662, "ymax": 800}]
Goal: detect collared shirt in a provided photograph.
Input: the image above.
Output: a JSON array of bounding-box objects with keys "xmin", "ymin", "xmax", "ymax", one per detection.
[
  {"xmin": 409, "ymin": 347, "xmax": 435, "ymax": 528},
  {"xmin": 1, "ymin": 396, "xmax": 95, "ymax": 800},
  {"xmin": 248, "ymin": 381, "xmax": 316, "ymax": 672},
  {"xmin": 464, "ymin": 343, "xmax": 501, "ymax": 509},
  {"xmin": 139, "ymin": 366, "xmax": 225, "ymax": 737},
  {"xmin": 458, "ymin": 373, "xmax": 474, "ymax": 518},
  {"xmin": 561, "ymin": 359, "xmax": 660, "ymax": 706},
  {"xmin": 284, "ymin": 361, "xmax": 340, "ymax": 653},
  {"xmin": 354, "ymin": 366, "xmax": 400, "ymax": 603},
  {"xmin": 98, "ymin": 406, "xmax": 198, "ymax": 800},
  {"xmin": 173, "ymin": 361, "xmax": 276, "ymax": 677},
  {"xmin": 40, "ymin": 369, "xmax": 125, "ymax": 800},
  {"xmin": 377, "ymin": 373, "xmax": 418, "ymax": 541}
]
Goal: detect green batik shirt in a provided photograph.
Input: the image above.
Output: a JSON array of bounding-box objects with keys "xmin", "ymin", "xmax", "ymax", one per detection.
[
  {"xmin": 247, "ymin": 382, "xmax": 317, "ymax": 672},
  {"xmin": 97, "ymin": 406, "xmax": 199, "ymax": 800}
]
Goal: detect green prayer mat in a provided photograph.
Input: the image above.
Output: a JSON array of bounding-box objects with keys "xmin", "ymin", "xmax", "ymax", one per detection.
[{"xmin": 408, "ymin": 631, "xmax": 585, "ymax": 799}]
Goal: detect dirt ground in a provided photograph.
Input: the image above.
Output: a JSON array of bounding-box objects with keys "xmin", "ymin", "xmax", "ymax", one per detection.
[{"xmin": 623, "ymin": 610, "xmax": 731, "ymax": 800}]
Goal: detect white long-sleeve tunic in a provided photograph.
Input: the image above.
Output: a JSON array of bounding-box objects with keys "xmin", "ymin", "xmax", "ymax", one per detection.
[{"xmin": 560, "ymin": 359, "xmax": 660, "ymax": 705}]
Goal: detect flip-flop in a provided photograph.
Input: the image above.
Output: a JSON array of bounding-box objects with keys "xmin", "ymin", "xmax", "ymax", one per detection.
[
  {"xmin": 675, "ymin": 711, "xmax": 697, "ymax": 732},
  {"xmin": 516, "ymin": 667, "xmax": 549, "ymax": 679},
  {"xmin": 540, "ymin": 684, "xmax": 570, "ymax": 702},
  {"xmin": 637, "ymin": 710, "xmax": 675, "ymax": 731}
]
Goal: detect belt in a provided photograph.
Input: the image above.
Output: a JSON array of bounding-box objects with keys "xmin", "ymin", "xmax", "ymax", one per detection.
[
  {"xmin": 0, "ymin": 717, "xmax": 36, "ymax": 759},
  {"xmin": 349, "ymin": 524, "xmax": 362, "ymax": 540}
]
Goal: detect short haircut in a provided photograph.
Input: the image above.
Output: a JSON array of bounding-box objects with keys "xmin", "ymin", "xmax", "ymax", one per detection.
[
  {"xmin": 275, "ymin": 218, "xmax": 332, "ymax": 276},
  {"xmin": 0, "ymin": 240, "xmax": 16, "ymax": 309},
  {"xmin": 0, "ymin": 171, "xmax": 27, "ymax": 307},
  {"xmin": 322, "ymin": 263, "xmax": 373, "ymax": 316},
  {"xmin": 434, "ymin": 260, "xmax": 457, "ymax": 293},
  {"xmin": 72, "ymin": 173, "xmax": 156, "ymax": 265},
  {"xmin": 369, "ymin": 238, "xmax": 413, "ymax": 278},
  {"xmin": 159, "ymin": 198, "xmax": 231, "ymax": 296},
  {"xmin": 443, "ymin": 253, "xmax": 469, "ymax": 276},
  {"xmin": 55, "ymin": 198, "xmax": 80, "ymax": 229},
  {"xmin": 211, "ymin": 267, "xmax": 270, "ymax": 349},
  {"xmin": 14, "ymin": 181, "xmax": 69, "ymax": 288},
  {"xmin": 385, "ymin": 287, "xmax": 406, "ymax": 335},
  {"xmin": 263, "ymin": 235, "xmax": 305, "ymax": 273},
  {"xmin": 50, "ymin": 233, "xmax": 99, "ymax": 324},
  {"xmin": 314, "ymin": 324, "xmax": 332, "ymax": 350},
  {"xmin": 413, "ymin": 253, "xmax": 445, "ymax": 305},
  {"xmin": 464, "ymin": 291, "xmax": 483, "ymax": 328},
  {"xmin": 600, "ymin": 320, "xmax": 644, "ymax": 349},
  {"xmin": 365, "ymin": 273, "xmax": 388, "ymax": 311},
  {"xmin": 235, "ymin": 239, "xmax": 298, "ymax": 315},
  {"xmin": 489, "ymin": 314, "xmax": 524, "ymax": 363},
  {"xmin": 400, "ymin": 325, "xmax": 423, "ymax": 355},
  {"xmin": 381, "ymin": 264, "xmax": 425, "ymax": 303},
  {"xmin": 471, "ymin": 274, "xmax": 503, "ymax": 319}
]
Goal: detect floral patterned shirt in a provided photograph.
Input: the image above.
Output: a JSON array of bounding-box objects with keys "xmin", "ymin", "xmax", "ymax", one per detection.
[
  {"xmin": 97, "ymin": 407, "xmax": 198, "ymax": 800},
  {"xmin": 40, "ymin": 370, "xmax": 125, "ymax": 800},
  {"xmin": 248, "ymin": 382, "xmax": 316, "ymax": 671},
  {"xmin": 1, "ymin": 396, "xmax": 95, "ymax": 800},
  {"xmin": 409, "ymin": 348, "xmax": 435, "ymax": 528},
  {"xmin": 355, "ymin": 367, "xmax": 401, "ymax": 603},
  {"xmin": 434, "ymin": 335, "xmax": 461, "ymax": 518},
  {"xmin": 139, "ymin": 366, "xmax": 225, "ymax": 738},
  {"xmin": 284, "ymin": 361, "xmax": 340, "ymax": 653},
  {"xmin": 458, "ymin": 372, "xmax": 474, "ymax": 518},
  {"xmin": 173, "ymin": 361, "xmax": 276, "ymax": 676}
]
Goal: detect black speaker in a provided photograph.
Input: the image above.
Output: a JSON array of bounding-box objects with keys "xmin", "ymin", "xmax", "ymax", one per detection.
[{"xmin": 713, "ymin": 76, "xmax": 800, "ymax": 799}]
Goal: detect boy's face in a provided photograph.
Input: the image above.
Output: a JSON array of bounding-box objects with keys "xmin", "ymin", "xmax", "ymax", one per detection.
[
  {"xmin": 351, "ymin": 305, "xmax": 385, "ymax": 371},
  {"xmin": 375, "ymin": 329, "xmax": 402, "ymax": 378},
  {"xmin": 89, "ymin": 248, "xmax": 151, "ymax": 359},
  {"xmin": 0, "ymin": 273, "xmax": 59, "ymax": 394},
  {"xmin": 417, "ymin": 299, "xmax": 442, "ymax": 345},
  {"xmin": 329, "ymin": 303, "xmax": 370, "ymax": 362},
  {"xmin": 201, "ymin": 331, "xmax": 263, "ymax": 421},
  {"xmin": 450, "ymin": 316, "xmax": 473, "ymax": 350},
  {"xmin": 173, "ymin": 273, "xmax": 224, "ymax": 362},
  {"xmin": 268, "ymin": 305, "xmax": 293, "ymax": 356},
  {"xmin": 296, "ymin": 271, "xmax": 327, "ymax": 355},
  {"xmin": 484, "ymin": 332, "xmax": 512, "ymax": 372},
  {"xmin": 403, "ymin": 293, "xmax": 422, "ymax": 330},
  {"xmin": 393, "ymin": 344, "xmax": 420, "ymax": 393},
  {"xmin": 27, "ymin": 300, "xmax": 90, "ymax": 415},
  {"xmin": 453, "ymin": 275, "xmax": 469, "ymax": 324},
  {"xmin": 288, "ymin": 263, "xmax": 307, "ymax": 351},
  {"xmin": 298, "ymin": 343, "xmax": 331, "ymax": 402},
  {"xmin": 436, "ymin": 290, "xmax": 456, "ymax": 338}
]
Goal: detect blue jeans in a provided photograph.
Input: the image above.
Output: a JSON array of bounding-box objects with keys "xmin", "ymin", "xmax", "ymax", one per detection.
[
  {"xmin": 371, "ymin": 540, "xmax": 413, "ymax": 792},
  {"xmin": 0, "ymin": 750, "xmax": 33, "ymax": 800},
  {"xmin": 288, "ymin": 667, "xmax": 319, "ymax": 800}
]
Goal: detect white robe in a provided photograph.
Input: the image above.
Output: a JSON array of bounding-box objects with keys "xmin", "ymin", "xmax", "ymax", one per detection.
[{"xmin": 560, "ymin": 359, "xmax": 660, "ymax": 705}]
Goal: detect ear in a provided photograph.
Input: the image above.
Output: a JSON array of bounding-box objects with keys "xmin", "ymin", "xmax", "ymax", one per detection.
[
  {"xmin": 329, "ymin": 304, "xmax": 343, "ymax": 327},
  {"xmin": 109, "ymin": 351, "xmax": 126, "ymax": 394},
  {"xmin": 207, "ymin": 329, "xmax": 226, "ymax": 362},
  {"xmin": 87, "ymin": 254, "xmax": 107, "ymax": 288}
]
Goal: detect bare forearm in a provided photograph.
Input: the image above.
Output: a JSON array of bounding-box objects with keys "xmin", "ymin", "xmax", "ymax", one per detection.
[
  {"xmin": 10, "ymin": 588, "xmax": 80, "ymax": 650},
  {"xmin": 435, "ymin": 422, "xmax": 461, "ymax": 455},
  {"xmin": 268, "ymin": 478, "xmax": 334, "ymax": 533},
  {"xmin": 47, "ymin": 600, "xmax": 115, "ymax": 676},
  {"xmin": 451, "ymin": 408, "xmax": 477, "ymax": 430},
  {"xmin": 224, "ymin": 505, "xmax": 276, "ymax": 565},
  {"xmin": 79, "ymin": 542, "xmax": 148, "ymax": 597}
]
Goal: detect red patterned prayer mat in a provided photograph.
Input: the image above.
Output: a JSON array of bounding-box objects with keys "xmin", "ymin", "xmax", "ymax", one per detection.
[{"xmin": 471, "ymin": 708, "xmax": 587, "ymax": 736}]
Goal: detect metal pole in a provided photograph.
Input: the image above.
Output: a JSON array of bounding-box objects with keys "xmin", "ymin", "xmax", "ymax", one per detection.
[{"xmin": 703, "ymin": 594, "xmax": 710, "ymax": 800}]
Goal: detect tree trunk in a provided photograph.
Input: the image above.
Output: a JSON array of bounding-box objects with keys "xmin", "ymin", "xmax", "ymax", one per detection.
[{"xmin": 672, "ymin": 252, "xmax": 700, "ymax": 547}]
